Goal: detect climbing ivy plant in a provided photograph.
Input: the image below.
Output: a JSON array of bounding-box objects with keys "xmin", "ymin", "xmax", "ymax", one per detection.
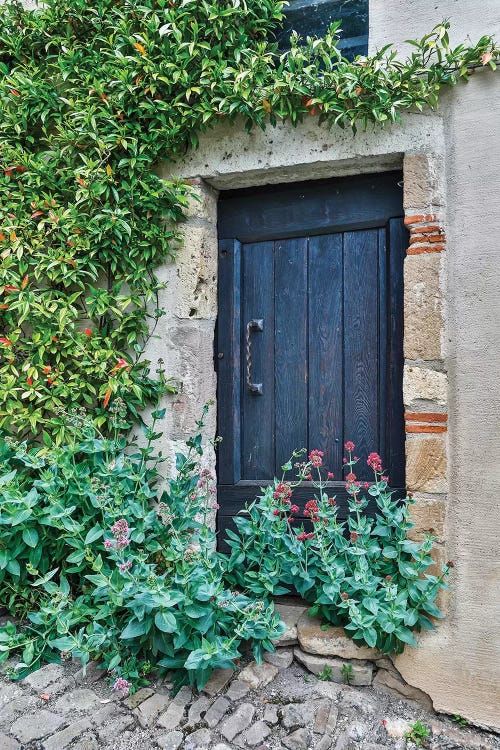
[{"xmin": 0, "ymin": 0, "xmax": 498, "ymax": 440}]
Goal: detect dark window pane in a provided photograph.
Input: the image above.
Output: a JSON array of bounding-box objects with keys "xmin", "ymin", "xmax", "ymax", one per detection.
[{"xmin": 277, "ymin": 0, "xmax": 368, "ymax": 58}]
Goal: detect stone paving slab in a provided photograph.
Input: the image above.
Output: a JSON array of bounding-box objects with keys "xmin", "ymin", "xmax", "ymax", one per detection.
[{"xmin": 0, "ymin": 653, "xmax": 498, "ymax": 750}]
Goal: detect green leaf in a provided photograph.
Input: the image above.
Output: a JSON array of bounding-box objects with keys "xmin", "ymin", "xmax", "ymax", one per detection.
[
  {"xmin": 154, "ymin": 611, "xmax": 177, "ymax": 633},
  {"xmin": 22, "ymin": 528, "xmax": 39, "ymax": 548},
  {"xmin": 6, "ymin": 559, "xmax": 20, "ymax": 577},
  {"xmin": 120, "ymin": 618, "xmax": 151, "ymax": 640},
  {"xmin": 394, "ymin": 626, "xmax": 418, "ymax": 647},
  {"xmin": 85, "ymin": 526, "xmax": 104, "ymax": 545},
  {"xmin": 66, "ymin": 549, "xmax": 86, "ymax": 564},
  {"xmin": 362, "ymin": 597, "xmax": 380, "ymax": 615},
  {"xmin": 422, "ymin": 601, "xmax": 445, "ymax": 619},
  {"xmin": 49, "ymin": 637, "xmax": 75, "ymax": 651}
]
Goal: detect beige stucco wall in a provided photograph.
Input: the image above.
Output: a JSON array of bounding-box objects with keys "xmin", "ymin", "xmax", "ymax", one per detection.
[
  {"xmin": 152, "ymin": 0, "xmax": 500, "ymax": 730},
  {"xmin": 370, "ymin": 0, "xmax": 500, "ymax": 730}
]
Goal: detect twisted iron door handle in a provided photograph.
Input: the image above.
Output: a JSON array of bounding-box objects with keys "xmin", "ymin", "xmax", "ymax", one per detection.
[{"xmin": 246, "ymin": 319, "xmax": 264, "ymax": 395}]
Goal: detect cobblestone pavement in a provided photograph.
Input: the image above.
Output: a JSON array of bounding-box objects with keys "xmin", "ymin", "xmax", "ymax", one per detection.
[{"xmin": 0, "ymin": 654, "xmax": 498, "ymax": 750}]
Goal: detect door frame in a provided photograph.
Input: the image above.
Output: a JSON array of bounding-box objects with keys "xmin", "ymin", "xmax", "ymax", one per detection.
[{"xmin": 155, "ymin": 138, "xmax": 447, "ymax": 573}]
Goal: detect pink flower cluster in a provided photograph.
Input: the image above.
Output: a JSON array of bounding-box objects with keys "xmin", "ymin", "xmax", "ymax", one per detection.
[
  {"xmin": 104, "ymin": 518, "xmax": 130, "ymax": 551},
  {"xmin": 308, "ymin": 449, "xmax": 324, "ymax": 468},
  {"xmin": 367, "ymin": 452, "xmax": 383, "ymax": 472},
  {"xmin": 304, "ymin": 499, "xmax": 320, "ymax": 522},
  {"xmin": 297, "ymin": 531, "xmax": 314, "ymax": 542},
  {"xmin": 118, "ymin": 561, "xmax": 132, "ymax": 573},
  {"xmin": 113, "ymin": 677, "xmax": 131, "ymax": 697},
  {"xmin": 273, "ymin": 482, "xmax": 292, "ymax": 503}
]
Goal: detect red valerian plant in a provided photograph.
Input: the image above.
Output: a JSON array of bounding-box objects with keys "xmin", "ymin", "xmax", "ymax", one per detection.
[
  {"xmin": 226, "ymin": 445, "xmax": 450, "ymax": 654},
  {"xmin": 0, "ymin": 405, "xmax": 284, "ymax": 692}
]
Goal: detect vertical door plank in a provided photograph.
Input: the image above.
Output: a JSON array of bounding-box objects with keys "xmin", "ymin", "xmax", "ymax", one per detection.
[
  {"xmin": 388, "ymin": 218, "xmax": 406, "ymax": 487},
  {"xmin": 378, "ymin": 227, "xmax": 388, "ymax": 469},
  {"xmin": 241, "ymin": 241, "xmax": 275, "ymax": 479},
  {"xmin": 343, "ymin": 229, "xmax": 379, "ymax": 479},
  {"xmin": 275, "ymin": 237, "xmax": 308, "ymax": 473},
  {"xmin": 217, "ymin": 239, "xmax": 241, "ymax": 485},
  {"xmin": 308, "ymin": 233, "xmax": 343, "ymax": 475}
]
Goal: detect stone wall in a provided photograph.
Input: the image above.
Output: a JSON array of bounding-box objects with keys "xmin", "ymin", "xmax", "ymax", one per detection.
[{"xmin": 370, "ymin": 1, "xmax": 500, "ymax": 730}]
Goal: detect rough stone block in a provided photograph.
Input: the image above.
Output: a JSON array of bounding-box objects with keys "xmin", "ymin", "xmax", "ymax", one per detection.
[
  {"xmin": 123, "ymin": 686, "xmax": 155, "ymax": 709},
  {"xmin": 0, "ymin": 693, "xmax": 38, "ymax": 724},
  {"xmin": 53, "ymin": 688, "xmax": 101, "ymax": 714},
  {"xmin": 157, "ymin": 686, "xmax": 192, "ymax": 730},
  {"xmin": 174, "ymin": 223, "xmax": 218, "ymax": 319},
  {"xmin": 202, "ymin": 668, "xmax": 234, "ymax": 696},
  {"xmin": 238, "ymin": 661, "xmax": 278, "ymax": 690},
  {"xmin": 283, "ymin": 727, "xmax": 311, "ymax": 750},
  {"xmin": 374, "ymin": 668, "xmax": 433, "ymax": 710},
  {"xmin": 0, "ymin": 733, "xmax": 20, "ymax": 750},
  {"xmin": 273, "ymin": 601, "xmax": 308, "ymax": 646},
  {"xmin": 403, "ymin": 366, "xmax": 447, "ymax": 407},
  {"xmin": 23, "ymin": 664, "xmax": 67, "ymax": 692},
  {"xmin": 404, "ymin": 254, "xmax": 443, "ymax": 361},
  {"xmin": 263, "ymin": 703, "xmax": 279, "ymax": 724},
  {"xmin": 293, "ymin": 649, "xmax": 373, "ymax": 686},
  {"xmin": 72, "ymin": 734, "xmax": 99, "ymax": 750},
  {"xmin": 314, "ymin": 737, "xmax": 333, "ymax": 750},
  {"xmin": 42, "ymin": 718, "xmax": 92, "ymax": 750},
  {"xmin": 0, "ymin": 685, "xmax": 21, "ymax": 708},
  {"xmin": 165, "ymin": 320, "xmax": 217, "ymax": 440},
  {"xmin": 11, "ymin": 709, "xmax": 65, "ymax": 743},
  {"xmin": 406, "ymin": 436, "xmax": 447, "ymax": 493},
  {"xmin": 407, "ymin": 495, "xmax": 445, "ymax": 541},
  {"xmin": 313, "ymin": 699, "xmax": 338, "ymax": 735},
  {"xmin": 403, "ymin": 154, "xmax": 444, "ymax": 210},
  {"xmin": 133, "ymin": 691, "xmax": 170, "ymax": 728},
  {"xmin": 281, "ymin": 702, "xmax": 308, "ymax": 729},
  {"xmin": 297, "ymin": 613, "xmax": 380, "ymax": 660},
  {"xmin": 186, "ymin": 694, "xmax": 211, "ymax": 726},
  {"xmin": 220, "ymin": 703, "xmax": 255, "ymax": 742},
  {"xmin": 263, "ymin": 647, "xmax": 294, "ymax": 669},
  {"xmin": 157, "ymin": 730, "xmax": 184, "ymax": 750},
  {"xmin": 241, "ymin": 720, "xmax": 271, "ymax": 746},
  {"xmin": 204, "ymin": 696, "xmax": 230, "ymax": 728},
  {"xmin": 183, "ymin": 182, "xmax": 218, "ymax": 224},
  {"xmin": 183, "ymin": 727, "xmax": 213, "ymax": 750},
  {"xmin": 225, "ymin": 680, "xmax": 250, "ymax": 701},
  {"xmin": 96, "ymin": 713, "xmax": 136, "ymax": 741}
]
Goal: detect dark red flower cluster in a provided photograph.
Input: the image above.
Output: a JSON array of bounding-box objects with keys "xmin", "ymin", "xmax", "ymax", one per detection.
[
  {"xmin": 273, "ymin": 482, "xmax": 292, "ymax": 503},
  {"xmin": 367, "ymin": 452, "xmax": 382, "ymax": 472},
  {"xmin": 297, "ymin": 531, "xmax": 314, "ymax": 542},
  {"xmin": 344, "ymin": 441, "xmax": 355, "ymax": 452},
  {"xmin": 308, "ymin": 449, "xmax": 324, "ymax": 468},
  {"xmin": 290, "ymin": 504, "xmax": 300, "ymax": 514},
  {"xmin": 350, "ymin": 531, "xmax": 359, "ymax": 543},
  {"xmin": 304, "ymin": 499, "xmax": 320, "ymax": 522},
  {"xmin": 328, "ymin": 497, "xmax": 336, "ymax": 506},
  {"xmin": 340, "ymin": 592, "xmax": 349, "ymax": 600}
]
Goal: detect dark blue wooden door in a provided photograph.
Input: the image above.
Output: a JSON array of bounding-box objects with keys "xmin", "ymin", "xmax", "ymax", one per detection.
[{"xmin": 216, "ymin": 173, "xmax": 406, "ymax": 544}]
